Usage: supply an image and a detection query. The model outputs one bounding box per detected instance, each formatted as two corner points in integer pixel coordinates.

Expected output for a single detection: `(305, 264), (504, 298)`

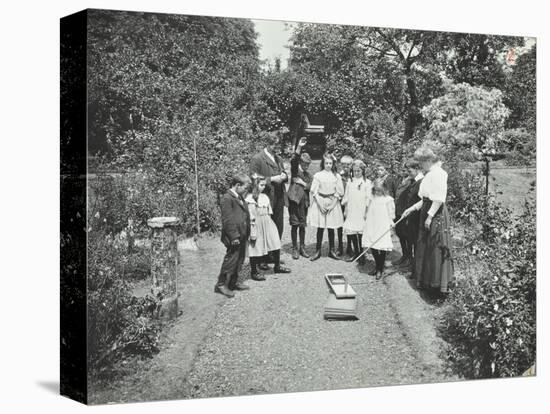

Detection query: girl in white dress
(307, 153), (344, 261)
(362, 185), (395, 279)
(342, 159), (372, 263)
(246, 175), (291, 280)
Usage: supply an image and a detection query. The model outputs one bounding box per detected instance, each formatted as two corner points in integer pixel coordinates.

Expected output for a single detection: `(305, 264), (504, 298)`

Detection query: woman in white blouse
(402, 147), (453, 294)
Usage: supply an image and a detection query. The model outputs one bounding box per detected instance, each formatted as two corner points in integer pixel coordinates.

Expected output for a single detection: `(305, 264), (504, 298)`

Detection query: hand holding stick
(352, 215), (407, 263)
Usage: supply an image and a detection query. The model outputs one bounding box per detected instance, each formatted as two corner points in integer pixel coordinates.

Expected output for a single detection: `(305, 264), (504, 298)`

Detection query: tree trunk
(403, 68), (419, 143)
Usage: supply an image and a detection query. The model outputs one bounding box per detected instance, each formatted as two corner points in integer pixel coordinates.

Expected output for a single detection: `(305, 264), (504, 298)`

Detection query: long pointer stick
(351, 214), (407, 263)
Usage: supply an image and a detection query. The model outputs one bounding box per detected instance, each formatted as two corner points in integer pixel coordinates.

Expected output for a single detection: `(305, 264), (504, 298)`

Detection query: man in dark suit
(250, 132), (288, 238)
(215, 173), (252, 298)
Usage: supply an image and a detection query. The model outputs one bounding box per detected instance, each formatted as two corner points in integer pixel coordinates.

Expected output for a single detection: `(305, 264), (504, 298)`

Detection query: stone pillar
(147, 217), (181, 320)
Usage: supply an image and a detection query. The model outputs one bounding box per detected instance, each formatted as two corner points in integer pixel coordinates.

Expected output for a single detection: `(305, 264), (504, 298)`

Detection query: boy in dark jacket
(392, 160), (424, 270)
(287, 137), (312, 259)
(215, 173), (251, 298)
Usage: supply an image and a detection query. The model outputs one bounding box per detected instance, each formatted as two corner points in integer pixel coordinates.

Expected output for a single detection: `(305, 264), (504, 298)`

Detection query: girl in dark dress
(402, 147), (453, 293)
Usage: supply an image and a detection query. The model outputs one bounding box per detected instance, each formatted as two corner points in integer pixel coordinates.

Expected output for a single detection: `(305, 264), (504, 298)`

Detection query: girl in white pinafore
(307, 153), (344, 261)
(342, 159), (372, 262)
(362, 185), (395, 279)
(245, 174), (290, 279)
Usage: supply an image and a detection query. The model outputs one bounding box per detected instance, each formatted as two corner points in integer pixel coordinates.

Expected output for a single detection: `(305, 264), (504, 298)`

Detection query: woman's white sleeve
(428, 201), (442, 217)
(429, 170), (447, 203)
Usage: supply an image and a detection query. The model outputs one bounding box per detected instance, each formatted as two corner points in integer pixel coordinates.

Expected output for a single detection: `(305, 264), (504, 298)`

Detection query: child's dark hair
(372, 185), (387, 197)
(231, 173), (250, 187)
(320, 152), (338, 174)
(250, 173), (266, 202)
(404, 159), (421, 170)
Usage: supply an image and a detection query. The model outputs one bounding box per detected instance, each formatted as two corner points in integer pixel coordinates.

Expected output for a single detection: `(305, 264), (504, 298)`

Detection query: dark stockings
(272, 249), (281, 268)
(316, 228), (335, 251)
(351, 234), (361, 256)
(252, 251), (281, 271)
(371, 249), (387, 271)
(291, 225), (307, 248)
(346, 235), (353, 253)
(250, 256), (258, 274)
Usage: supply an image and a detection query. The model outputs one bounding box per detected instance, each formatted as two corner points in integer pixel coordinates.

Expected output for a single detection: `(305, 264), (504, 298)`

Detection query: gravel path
(90, 214), (452, 404)
(180, 224), (451, 399)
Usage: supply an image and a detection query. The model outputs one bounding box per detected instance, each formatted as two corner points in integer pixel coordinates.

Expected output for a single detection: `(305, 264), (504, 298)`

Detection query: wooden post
(484, 157), (490, 196)
(193, 131), (201, 237)
(148, 217), (181, 320)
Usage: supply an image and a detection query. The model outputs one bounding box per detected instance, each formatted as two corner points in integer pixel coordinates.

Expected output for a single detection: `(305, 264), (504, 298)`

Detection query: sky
(253, 20), (535, 71)
(253, 19), (294, 69)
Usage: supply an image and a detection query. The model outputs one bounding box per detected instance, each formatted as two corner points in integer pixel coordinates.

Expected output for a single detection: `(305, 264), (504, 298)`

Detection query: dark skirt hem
(414, 200), (454, 294)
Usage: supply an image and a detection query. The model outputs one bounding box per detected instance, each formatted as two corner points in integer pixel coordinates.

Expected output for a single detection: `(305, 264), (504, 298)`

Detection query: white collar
(429, 161), (443, 172)
(264, 148), (275, 161)
(229, 188), (239, 198)
(415, 172), (424, 181)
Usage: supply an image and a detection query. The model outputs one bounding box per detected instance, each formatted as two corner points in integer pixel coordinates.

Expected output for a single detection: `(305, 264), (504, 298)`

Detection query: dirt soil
(90, 214), (454, 405)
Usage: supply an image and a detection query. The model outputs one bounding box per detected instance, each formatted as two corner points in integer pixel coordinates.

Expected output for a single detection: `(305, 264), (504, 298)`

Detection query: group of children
(216, 138), (425, 297)
(303, 149), (405, 280)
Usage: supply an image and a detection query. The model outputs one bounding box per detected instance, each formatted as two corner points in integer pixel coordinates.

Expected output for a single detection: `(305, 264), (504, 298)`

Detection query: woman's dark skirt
(289, 198), (308, 227)
(414, 199), (454, 293)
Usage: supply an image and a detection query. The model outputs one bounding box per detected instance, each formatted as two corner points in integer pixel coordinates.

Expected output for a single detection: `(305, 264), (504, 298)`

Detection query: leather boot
(328, 250), (341, 260)
(214, 285), (235, 298)
(251, 272), (266, 281)
(292, 247), (299, 260)
(233, 282), (250, 290)
(274, 265), (291, 274)
(299, 245), (310, 258)
(392, 255), (408, 266)
(310, 250), (322, 261)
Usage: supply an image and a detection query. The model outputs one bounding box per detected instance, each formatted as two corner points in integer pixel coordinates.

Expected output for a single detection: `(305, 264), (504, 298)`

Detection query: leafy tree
(87, 10), (277, 234)
(286, 24), (523, 143)
(442, 33), (524, 89)
(422, 81), (510, 158)
(505, 45), (536, 132)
